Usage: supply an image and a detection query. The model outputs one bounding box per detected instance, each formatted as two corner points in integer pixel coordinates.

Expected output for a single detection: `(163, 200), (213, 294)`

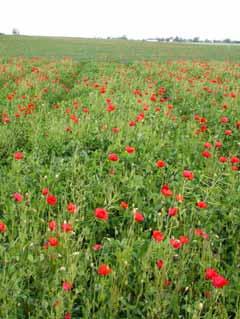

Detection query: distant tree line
(107, 35), (128, 40)
(144, 36), (240, 44)
(0, 31), (239, 44)
(105, 35), (240, 44)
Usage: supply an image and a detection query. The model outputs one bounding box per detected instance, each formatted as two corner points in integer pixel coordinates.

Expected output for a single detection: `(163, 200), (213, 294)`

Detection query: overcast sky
(0, 0), (239, 40)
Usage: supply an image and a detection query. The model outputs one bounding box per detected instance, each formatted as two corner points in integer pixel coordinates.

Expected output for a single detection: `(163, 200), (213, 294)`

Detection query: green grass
(1, 35), (240, 61)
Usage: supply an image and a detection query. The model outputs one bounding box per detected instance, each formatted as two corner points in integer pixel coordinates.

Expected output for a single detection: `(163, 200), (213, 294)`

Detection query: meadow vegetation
(0, 41), (240, 318)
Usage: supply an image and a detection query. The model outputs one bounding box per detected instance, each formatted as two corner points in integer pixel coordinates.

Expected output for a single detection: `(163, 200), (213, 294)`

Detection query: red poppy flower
(125, 146), (135, 154)
(224, 130), (232, 136)
(156, 259), (164, 269)
(0, 221), (7, 233)
(196, 201), (208, 209)
(194, 228), (209, 239)
(120, 201), (128, 209)
(48, 237), (59, 247)
(46, 194), (57, 206)
(156, 160), (166, 168)
(13, 192), (23, 202)
(67, 203), (77, 214)
(215, 141), (222, 148)
(65, 108), (71, 114)
(136, 113), (144, 122)
(179, 235), (189, 244)
(99, 87), (106, 94)
(108, 153), (119, 162)
(211, 275), (229, 288)
(61, 223), (73, 233)
(134, 211), (144, 222)
(202, 151), (212, 158)
(48, 220), (57, 231)
(42, 188), (49, 196)
(230, 156), (239, 164)
(106, 104), (116, 112)
(97, 264), (112, 276)
(220, 116), (229, 124)
(70, 114), (79, 124)
(2, 114), (10, 124)
(14, 152), (24, 160)
(7, 93), (15, 101)
(62, 281), (73, 291)
(200, 125), (208, 132)
(133, 89), (142, 96)
(161, 185), (172, 197)
(204, 268), (218, 280)
(92, 243), (103, 251)
(95, 208), (109, 220)
(194, 114), (200, 121)
(183, 170), (194, 180)
(64, 312), (71, 319)
(112, 127), (120, 133)
(200, 117), (207, 123)
(129, 121), (136, 127)
(204, 142), (212, 149)
(168, 207), (179, 217)
(152, 230), (164, 242)
(170, 239), (182, 249)
(150, 94), (157, 102)
(219, 156), (228, 163)
(176, 194), (184, 202)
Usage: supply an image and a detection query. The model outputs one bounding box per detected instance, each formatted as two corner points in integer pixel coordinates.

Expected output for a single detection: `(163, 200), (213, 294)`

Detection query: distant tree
(193, 37), (200, 43)
(120, 35), (128, 40)
(12, 28), (20, 35)
(223, 38), (231, 43)
(157, 38), (168, 42)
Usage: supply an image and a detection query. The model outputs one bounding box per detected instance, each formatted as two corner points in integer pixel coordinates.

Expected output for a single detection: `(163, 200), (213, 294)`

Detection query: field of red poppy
(0, 56), (240, 319)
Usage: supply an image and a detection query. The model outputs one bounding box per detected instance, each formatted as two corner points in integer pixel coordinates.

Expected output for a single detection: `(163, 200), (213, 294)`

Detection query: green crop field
(1, 35), (240, 61)
(0, 36), (240, 319)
